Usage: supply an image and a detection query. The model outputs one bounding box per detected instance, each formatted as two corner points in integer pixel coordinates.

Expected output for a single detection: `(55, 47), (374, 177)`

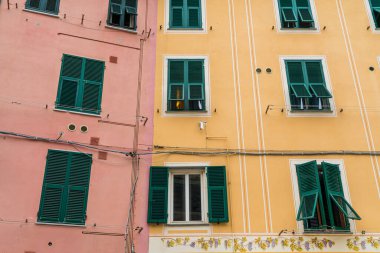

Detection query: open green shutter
(298, 8), (313, 22)
(207, 166), (229, 223)
(296, 161), (322, 221)
(148, 167), (169, 223)
(310, 84), (332, 98)
(38, 150), (69, 223)
(290, 84), (312, 98)
(322, 162), (361, 220)
(64, 153), (92, 225)
(282, 8), (297, 22)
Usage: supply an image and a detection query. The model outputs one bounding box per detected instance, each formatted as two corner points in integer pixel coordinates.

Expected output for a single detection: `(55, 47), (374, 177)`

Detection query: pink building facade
(0, 0), (157, 252)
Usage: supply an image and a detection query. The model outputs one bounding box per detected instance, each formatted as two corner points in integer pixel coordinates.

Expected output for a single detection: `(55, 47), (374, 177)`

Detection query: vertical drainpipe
(125, 0), (150, 252)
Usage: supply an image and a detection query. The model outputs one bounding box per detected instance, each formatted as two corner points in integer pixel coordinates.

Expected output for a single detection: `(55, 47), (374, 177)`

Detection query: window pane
(279, 0), (293, 7)
(371, 0), (380, 7)
(29, 0), (40, 8)
(189, 175), (202, 221)
(45, 0), (57, 12)
(295, 0), (309, 7)
(173, 175), (186, 221)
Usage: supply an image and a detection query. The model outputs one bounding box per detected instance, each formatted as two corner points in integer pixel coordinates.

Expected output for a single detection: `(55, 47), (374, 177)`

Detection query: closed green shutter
(147, 167), (169, 223)
(207, 166), (229, 223)
(295, 161), (324, 221)
(322, 162), (361, 221)
(38, 150), (68, 223)
(38, 150), (92, 225)
(170, 0), (202, 28)
(56, 55), (104, 115)
(64, 153), (92, 224)
(187, 0), (201, 27)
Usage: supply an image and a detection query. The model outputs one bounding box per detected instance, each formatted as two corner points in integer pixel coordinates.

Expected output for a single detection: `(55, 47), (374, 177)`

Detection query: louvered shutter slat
(296, 161), (323, 221)
(207, 166), (229, 223)
(38, 150), (68, 223)
(322, 162), (361, 220)
(147, 167), (169, 223)
(82, 84), (101, 113)
(64, 153), (92, 225)
(58, 79), (78, 109)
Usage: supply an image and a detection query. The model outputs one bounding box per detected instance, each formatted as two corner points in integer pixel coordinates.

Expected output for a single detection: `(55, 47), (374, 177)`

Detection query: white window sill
(287, 110), (337, 118)
(163, 110), (211, 117)
(105, 25), (138, 34)
(23, 9), (59, 18)
(166, 222), (209, 226)
(36, 222), (86, 228)
(164, 27), (207, 34)
(278, 27), (320, 34)
(53, 109), (102, 118)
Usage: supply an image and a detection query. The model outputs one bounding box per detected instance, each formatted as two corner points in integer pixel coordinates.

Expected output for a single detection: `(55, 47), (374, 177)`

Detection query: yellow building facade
(149, 0), (380, 252)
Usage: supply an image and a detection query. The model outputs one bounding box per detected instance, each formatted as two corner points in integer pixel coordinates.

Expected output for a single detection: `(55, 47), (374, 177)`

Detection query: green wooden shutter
(147, 167), (169, 223)
(207, 166), (229, 223)
(187, 0), (201, 27)
(45, 0), (58, 13)
(322, 162), (361, 221)
(370, 0), (380, 28)
(170, 0), (184, 27)
(295, 161), (323, 221)
(305, 61), (332, 98)
(56, 55), (82, 110)
(64, 153), (92, 225)
(188, 60), (204, 99)
(38, 150), (92, 225)
(168, 60), (185, 111)
(28, 0), (41, 8)
(38, 150), (69, 223)
(82, 59), (104, 114)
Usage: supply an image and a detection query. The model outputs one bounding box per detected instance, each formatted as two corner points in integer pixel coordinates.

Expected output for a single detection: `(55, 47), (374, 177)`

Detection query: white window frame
(164, 0), (207, 34)
(273, 0), (320, 33)
(289, 159), (356, 233)
(364, 0), (380, 33)
(165, 162), (209, 225)
(162, 55), (211, 117)
(279, 56), (336, 117)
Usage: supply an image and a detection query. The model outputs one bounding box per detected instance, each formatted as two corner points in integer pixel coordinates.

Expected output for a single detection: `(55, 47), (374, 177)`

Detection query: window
(295, 161), (361, 232)
(369, 0), (380, 28)
(56, 54), (105, 115)
(107, 0), (137, 30)
(25, 0), (60, 14)
(167, 59), (205, 112)
(278, 0), (314, 29)
(38, 150), (92, 225)
(147, 166), (229, 224)
(284, 60), (332, 111)
(169, 0), (202, 29)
